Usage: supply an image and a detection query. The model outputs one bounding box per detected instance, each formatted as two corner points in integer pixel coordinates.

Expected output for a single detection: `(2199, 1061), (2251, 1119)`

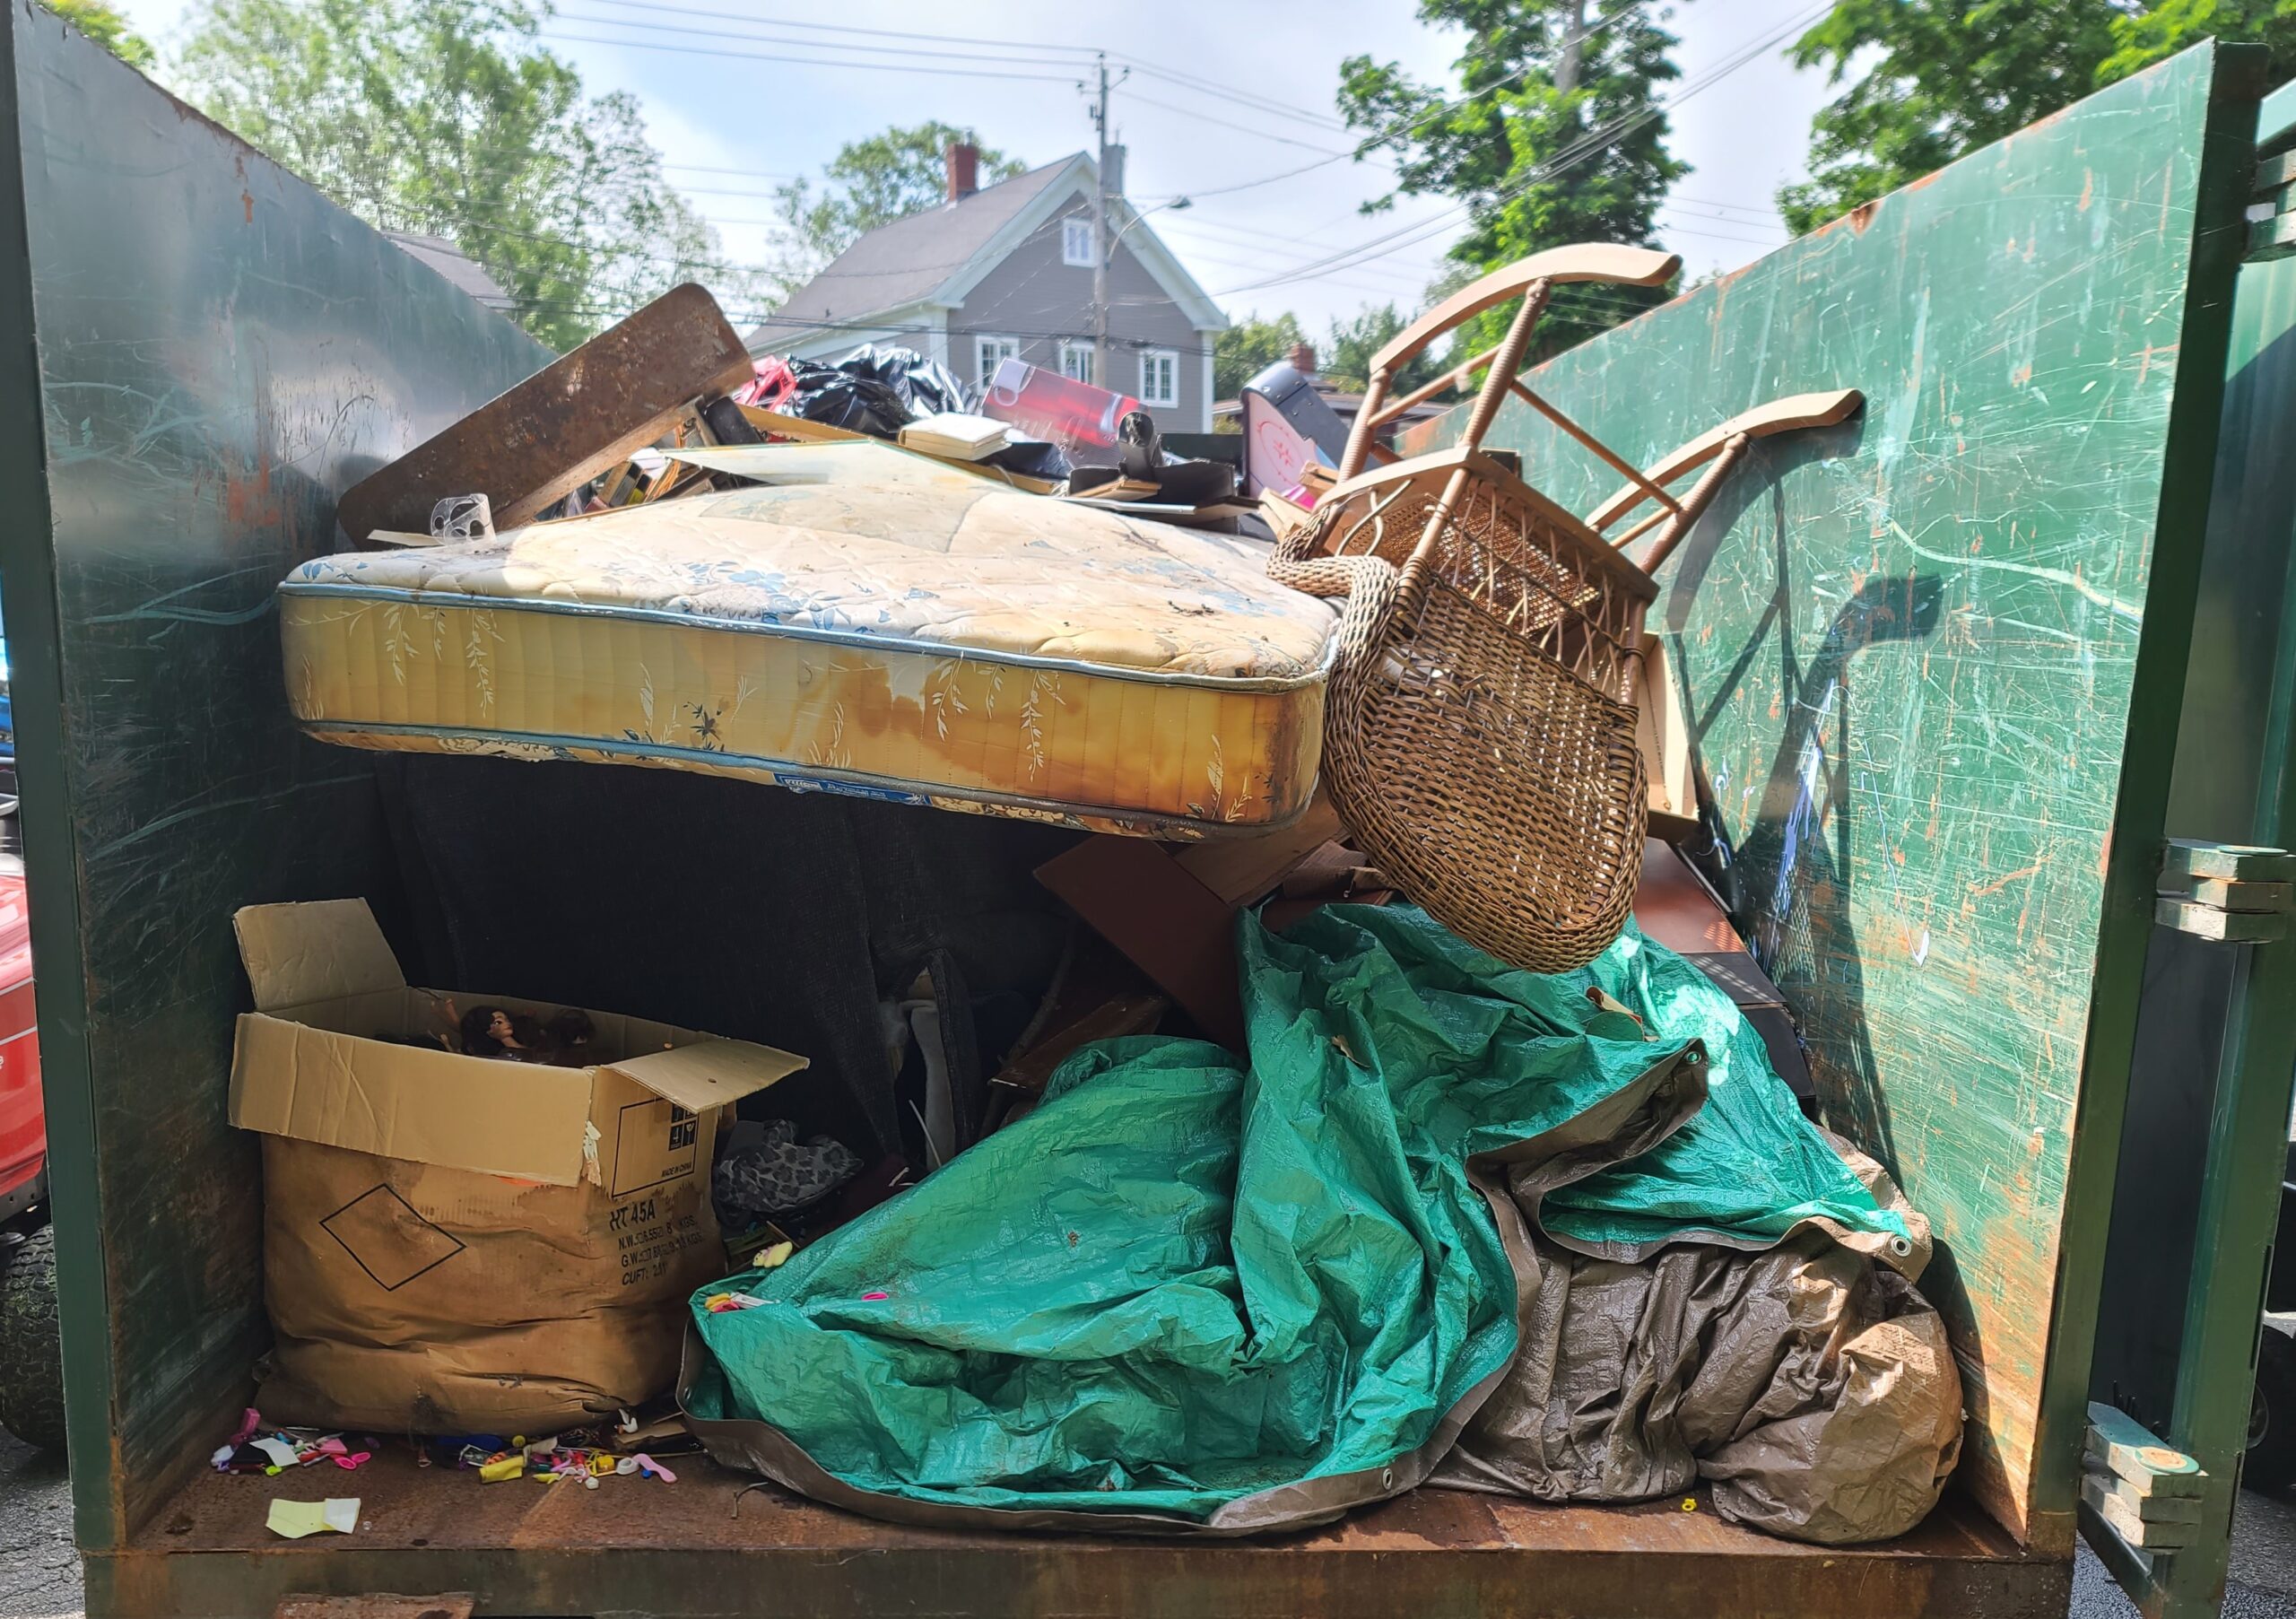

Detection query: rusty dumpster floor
(93, 1449), (2072, 1619)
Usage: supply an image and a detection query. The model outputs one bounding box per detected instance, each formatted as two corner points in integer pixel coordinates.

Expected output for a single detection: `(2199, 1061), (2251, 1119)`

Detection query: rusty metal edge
(89, 1541), (2074, 1619)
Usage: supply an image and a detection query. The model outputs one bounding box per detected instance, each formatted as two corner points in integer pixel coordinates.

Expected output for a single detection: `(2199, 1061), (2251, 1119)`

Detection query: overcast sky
(112, 0), (1843, 335)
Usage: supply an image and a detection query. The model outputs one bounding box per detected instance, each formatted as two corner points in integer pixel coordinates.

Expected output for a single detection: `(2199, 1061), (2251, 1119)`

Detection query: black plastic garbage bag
(785, 344), (970, 437)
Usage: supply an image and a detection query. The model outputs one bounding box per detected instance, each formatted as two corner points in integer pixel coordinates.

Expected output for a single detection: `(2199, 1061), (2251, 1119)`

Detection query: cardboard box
(229, 900), (805, 1434)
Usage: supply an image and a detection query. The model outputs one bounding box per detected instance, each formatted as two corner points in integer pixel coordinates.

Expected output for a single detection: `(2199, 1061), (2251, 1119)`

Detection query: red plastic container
(982, 357), (1139, 451)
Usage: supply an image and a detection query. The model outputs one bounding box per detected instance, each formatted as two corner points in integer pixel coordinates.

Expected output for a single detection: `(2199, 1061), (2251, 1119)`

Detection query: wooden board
(1036, 837), (1246, 1049)
(1399, 44), (2260, 1551)
(335, 283), (752, 544)
(95, 1450), (2064, 1619)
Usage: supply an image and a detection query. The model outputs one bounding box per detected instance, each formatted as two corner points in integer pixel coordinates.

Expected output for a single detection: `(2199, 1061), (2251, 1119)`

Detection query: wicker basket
(1277, 461), (1655, 971)
(1271, 244), (1863, 973)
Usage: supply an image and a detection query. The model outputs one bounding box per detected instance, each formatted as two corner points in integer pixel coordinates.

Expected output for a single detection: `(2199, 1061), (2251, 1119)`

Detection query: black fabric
(376, 755), (1079, 1163)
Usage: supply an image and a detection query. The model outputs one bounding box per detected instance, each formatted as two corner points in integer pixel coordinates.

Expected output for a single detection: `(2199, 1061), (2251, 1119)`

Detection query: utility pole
(1090, 51), (1112, 387)
(1556, 0), (1587, 95)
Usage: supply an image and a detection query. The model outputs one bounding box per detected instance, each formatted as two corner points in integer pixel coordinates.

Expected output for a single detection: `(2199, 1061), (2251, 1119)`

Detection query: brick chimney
(945, 141), (980, 203)
(1289, 341), (1316, 376)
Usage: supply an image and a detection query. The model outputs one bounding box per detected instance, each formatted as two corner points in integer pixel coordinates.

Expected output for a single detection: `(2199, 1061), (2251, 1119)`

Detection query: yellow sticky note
(266, 1498), (359, 1538)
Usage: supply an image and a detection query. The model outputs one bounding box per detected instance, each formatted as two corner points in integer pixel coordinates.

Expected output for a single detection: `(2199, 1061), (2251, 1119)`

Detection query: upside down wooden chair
(1269, 243), (1863, 973)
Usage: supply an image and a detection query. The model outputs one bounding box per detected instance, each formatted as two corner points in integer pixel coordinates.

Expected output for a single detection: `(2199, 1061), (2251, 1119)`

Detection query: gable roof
(744, 152), (1225, 355)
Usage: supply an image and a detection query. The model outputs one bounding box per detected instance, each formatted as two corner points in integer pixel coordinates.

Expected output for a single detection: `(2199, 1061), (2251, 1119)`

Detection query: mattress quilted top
(291, 479), (1339, 686)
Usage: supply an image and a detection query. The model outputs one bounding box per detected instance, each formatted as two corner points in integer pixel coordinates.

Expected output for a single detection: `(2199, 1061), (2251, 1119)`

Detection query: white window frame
(1058, 341), (1096, 386)
(975, 335), (1019, 382)
(1061, 216), (1096, 268)
(1138, 348), (1178, 409)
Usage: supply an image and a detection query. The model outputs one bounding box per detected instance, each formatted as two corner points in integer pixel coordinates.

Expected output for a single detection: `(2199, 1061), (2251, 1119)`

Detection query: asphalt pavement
(0, 1431), (77, 1619)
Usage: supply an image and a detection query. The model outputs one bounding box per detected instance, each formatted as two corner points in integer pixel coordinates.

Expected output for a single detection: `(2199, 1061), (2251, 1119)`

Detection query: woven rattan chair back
(1271, 244), (1861, 972)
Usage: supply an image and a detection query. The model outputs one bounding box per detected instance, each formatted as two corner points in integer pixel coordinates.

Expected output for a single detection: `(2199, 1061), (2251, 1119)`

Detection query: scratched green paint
(1405, 46), (2247, 1544)
(0, 1), (551, 1551)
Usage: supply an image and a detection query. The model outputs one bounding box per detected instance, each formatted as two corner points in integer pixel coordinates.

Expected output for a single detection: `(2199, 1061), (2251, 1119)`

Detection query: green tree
(1779, 2), (2126, 234)
(2101, 0), (2296, 82)
(1337, 0), (1685, 355)
(176, 0), (758, 350)
(1321, 301), (1446, 396)
(769, 123), (1023, 294)
(1213, 309), (1307, 402)
(44, 0), (154, 67)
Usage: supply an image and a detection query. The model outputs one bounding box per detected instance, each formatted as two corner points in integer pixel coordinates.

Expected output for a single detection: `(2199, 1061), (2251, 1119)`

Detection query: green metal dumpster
(5, 0), (2292, 1610)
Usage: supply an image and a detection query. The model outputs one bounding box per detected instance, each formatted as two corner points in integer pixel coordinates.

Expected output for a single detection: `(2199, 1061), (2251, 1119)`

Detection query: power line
(675, 181), (805, 201)
(662, 161), (804, 180)
(1161, 207), (1450, 260)
(538, 28), (1085, 83)
(1129, 4), (1653, 210)
(1119, 61), (1350, 134)
(1671, 191), (1786, 220)
(551, 6), (1364, 166)
(1147, 154), (1347, 204)
(562, 0), (1352, 132)
(1161, 231), (1428, 289)
(552, 6), (1092, 74)
(545, 0), (1099, 57)
(1117, 91), (1357, 158)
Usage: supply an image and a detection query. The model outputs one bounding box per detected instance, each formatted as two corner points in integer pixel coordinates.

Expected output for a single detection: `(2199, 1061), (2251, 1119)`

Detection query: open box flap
(234, 899), (405, 1011)
(604, 1039), (808, 1115)
(230, 1012), (595, 1184)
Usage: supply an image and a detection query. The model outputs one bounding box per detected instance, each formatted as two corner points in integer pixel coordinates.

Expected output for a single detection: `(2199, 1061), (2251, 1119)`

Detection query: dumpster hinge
(2155, 840), (2294, 941)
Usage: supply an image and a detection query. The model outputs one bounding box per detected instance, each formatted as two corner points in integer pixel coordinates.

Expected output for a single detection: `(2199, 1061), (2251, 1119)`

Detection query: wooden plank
(335, 283), (752, 544)
(2161, 840), (2296, 884)
(2249, 212), (2296, 263)
(2155, 897), (2286, 941)
(2085, 1401), (2206, 1495)
(1636, 638), (1694, 834)
(2080, 1470), (2204, 1524)
(2082, 1473), (2201, 1549)
(102, 1452), (2067, 1619)
(2170, 875), (2292, 911)
(1394, 47), (2252, 1552)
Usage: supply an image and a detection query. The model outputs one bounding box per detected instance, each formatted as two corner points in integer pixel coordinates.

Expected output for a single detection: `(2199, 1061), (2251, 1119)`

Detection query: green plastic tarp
(684, 904), (1910, 1532)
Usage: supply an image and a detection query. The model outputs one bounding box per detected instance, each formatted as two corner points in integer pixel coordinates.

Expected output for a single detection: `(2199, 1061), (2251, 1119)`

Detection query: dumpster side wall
(2091, 75), (2296, 1428)
(0, 1), (550, 1548)
(1399, 44), (2258, 1550)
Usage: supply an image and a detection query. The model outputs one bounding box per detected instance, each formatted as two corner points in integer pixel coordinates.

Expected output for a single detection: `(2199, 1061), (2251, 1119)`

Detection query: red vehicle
(0, 851), (60, 1450)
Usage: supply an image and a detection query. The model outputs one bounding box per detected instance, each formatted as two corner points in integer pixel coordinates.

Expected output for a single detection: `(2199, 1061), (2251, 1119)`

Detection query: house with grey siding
(743, 146), (1228, 432)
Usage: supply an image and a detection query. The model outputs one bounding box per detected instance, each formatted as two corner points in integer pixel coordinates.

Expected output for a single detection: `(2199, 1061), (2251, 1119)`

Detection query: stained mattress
(281, 475), (1338, 836)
